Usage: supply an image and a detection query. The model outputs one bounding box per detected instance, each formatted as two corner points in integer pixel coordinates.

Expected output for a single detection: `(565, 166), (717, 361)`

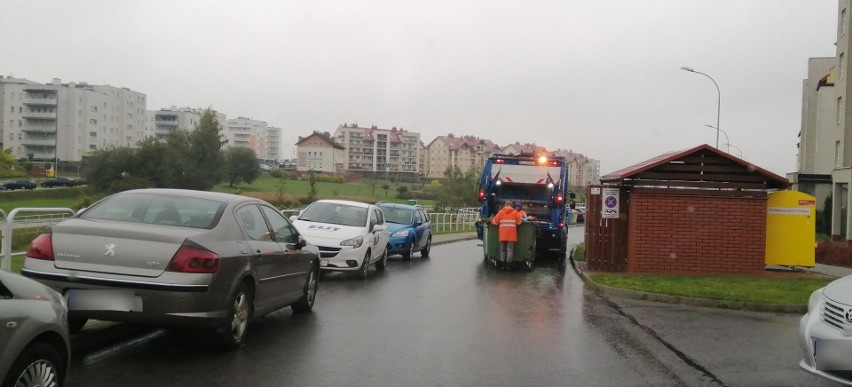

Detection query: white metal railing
(429, 207), (480, 233)
(1, 207), (75, 271)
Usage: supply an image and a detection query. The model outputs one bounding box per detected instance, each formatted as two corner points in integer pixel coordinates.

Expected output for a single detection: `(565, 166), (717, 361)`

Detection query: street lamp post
(704, 124), (730, 153)
(726, 143), (745, 159)
(681, 66), (721, 149)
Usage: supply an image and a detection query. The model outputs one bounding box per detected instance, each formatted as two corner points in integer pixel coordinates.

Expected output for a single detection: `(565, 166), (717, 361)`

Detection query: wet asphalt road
(64, 228), (834, 387)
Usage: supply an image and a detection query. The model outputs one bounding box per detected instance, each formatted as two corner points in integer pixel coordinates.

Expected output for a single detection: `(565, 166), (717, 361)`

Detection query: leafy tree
(435, 166), (480, 212)
(133, 136), (186, 188)
(396, 185), (409, 197)
(225, 147), (260, 187)
(307, 171), (318, 201)
(367, 174), (379, 195)
(182, 109), (226, 190)
(83, 147), (140, 192)
(381, 183), (390, 197)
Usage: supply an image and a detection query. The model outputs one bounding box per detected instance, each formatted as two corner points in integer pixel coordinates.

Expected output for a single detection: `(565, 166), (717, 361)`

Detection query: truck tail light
(556, 193), (564, 205)
(167, 246), (220, 273)
(27, 233), (55, 261)
(479, 189), (485, 200)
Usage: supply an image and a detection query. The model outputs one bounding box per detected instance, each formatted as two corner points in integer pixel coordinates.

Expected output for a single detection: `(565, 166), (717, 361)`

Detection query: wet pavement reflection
(66, 229), (713, 386)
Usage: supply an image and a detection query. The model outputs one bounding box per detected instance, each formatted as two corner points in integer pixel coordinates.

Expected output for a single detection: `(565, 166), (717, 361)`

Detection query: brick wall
(627, 192), (767, 274)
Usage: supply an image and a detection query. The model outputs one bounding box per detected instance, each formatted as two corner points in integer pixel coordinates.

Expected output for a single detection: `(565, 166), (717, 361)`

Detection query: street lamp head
(704, 124), (716, 129)
(680, 66), (695, 72)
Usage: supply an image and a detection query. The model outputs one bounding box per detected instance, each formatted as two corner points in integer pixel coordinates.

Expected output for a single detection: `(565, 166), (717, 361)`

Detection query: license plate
(320, 259), (329, 267)
(814, 339), (852, 370)
(66, 289), (142, 312)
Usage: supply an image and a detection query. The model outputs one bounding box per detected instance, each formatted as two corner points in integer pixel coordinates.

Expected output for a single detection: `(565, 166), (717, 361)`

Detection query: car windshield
(382, 208), (414, 224)
(299, 202), (367, 227)
(82, 192), (225, 229)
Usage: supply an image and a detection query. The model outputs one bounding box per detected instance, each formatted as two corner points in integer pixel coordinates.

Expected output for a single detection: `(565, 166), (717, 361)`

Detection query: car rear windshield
(382, 208), (414, 224)
(82, 192), (226, 229)
(299, 202), (367, 227)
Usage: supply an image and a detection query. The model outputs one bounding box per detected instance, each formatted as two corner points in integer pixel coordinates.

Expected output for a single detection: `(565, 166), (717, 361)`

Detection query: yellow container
(765, 191), (816, 267)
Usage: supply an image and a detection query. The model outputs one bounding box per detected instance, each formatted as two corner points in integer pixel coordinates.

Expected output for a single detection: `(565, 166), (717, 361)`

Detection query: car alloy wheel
(293, 267), (318, 313)
(421, 237), (431, 258)
(358, 251), (370, 279)
(3, 342), (63, 387)
(217, 283), (252, 349)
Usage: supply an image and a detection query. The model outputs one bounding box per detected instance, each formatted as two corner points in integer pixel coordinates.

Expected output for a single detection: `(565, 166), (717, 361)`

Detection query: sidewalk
(811, 263), (852, 278)
(431, 231), (478, 246)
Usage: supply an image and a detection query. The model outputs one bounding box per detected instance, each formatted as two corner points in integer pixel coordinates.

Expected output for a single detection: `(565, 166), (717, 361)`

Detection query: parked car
(21, 188), (320, 349)
(0, 180), (37, 190)
(0, 270), (70, 387)
(376, 202), (432, 260)
(290, 199), (389, 278)
(40, 177), (79, 188)
(799, 276), (852, 384)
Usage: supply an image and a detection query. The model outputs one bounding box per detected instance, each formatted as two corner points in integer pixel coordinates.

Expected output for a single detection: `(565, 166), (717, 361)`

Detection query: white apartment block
(295, 131), (345, 173)
(0, 76), (146, 162)
(266, 126), (282, 164)
(552, 149), (601, 189)
(334, 124), (421, 175)
(799, 0), (852, 242)
(144, 107), (227, 144)
(225, 117), (269, 161)
(425, 135), (500, 178)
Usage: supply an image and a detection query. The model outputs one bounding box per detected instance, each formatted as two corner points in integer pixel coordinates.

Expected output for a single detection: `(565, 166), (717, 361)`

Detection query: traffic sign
(602, 188), (620, 219)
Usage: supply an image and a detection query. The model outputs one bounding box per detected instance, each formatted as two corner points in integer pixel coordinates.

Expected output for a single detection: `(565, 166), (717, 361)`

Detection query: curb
(570, 259), (807, 314)
(432, 235), (479, 246)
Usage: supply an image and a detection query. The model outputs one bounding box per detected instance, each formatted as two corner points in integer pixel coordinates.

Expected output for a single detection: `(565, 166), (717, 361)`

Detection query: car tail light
(166, 246), (220, 273)
(558, 223), (565, 229)
(479, 189), (485, 200)
(556, 193), (564, 205)
(27, 233), (54, 261)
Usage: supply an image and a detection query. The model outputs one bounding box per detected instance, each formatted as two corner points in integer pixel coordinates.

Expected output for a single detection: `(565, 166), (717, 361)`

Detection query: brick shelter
(585, 145), (789, 274)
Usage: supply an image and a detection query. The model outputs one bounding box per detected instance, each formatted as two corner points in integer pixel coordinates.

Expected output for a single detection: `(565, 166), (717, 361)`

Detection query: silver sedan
(799, 276), (852, 384)
(22, 188), (320, 349)
(0, 270), (70, 387)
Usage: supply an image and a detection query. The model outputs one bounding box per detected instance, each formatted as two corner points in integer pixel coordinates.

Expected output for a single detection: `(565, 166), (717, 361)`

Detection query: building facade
(295, 131), (345, 173)
(225, 117), (269, 161)
(266, 126), (282, 164)
(424, 134), (500, 178)
(0, 77), (146, 163)
(334, 124), (421, 175)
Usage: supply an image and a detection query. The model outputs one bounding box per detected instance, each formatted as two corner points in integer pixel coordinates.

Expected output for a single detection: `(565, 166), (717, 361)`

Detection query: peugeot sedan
(799, 276), (852, 384)
(22, 188), (320, 349)
(376, 202), (431, 260)
(0, 270), (70, 387)
(291, 200), (389, 278)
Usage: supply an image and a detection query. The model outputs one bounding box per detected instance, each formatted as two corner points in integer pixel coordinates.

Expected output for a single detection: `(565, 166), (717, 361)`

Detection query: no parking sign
(602, 188), (620, 219)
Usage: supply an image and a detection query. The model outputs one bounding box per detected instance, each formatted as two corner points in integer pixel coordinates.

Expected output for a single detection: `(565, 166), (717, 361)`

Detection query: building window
(843, 9), (848, 37)
(838, 97), (844, 124)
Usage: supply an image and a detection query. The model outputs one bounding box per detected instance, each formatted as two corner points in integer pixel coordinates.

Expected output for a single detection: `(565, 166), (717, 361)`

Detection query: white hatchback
(291, 200), (389, 278)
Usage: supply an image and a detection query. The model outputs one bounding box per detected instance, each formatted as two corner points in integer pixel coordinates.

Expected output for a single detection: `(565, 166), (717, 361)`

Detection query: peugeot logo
(846, 309), (852, 323)
(105, 243), (116, 256)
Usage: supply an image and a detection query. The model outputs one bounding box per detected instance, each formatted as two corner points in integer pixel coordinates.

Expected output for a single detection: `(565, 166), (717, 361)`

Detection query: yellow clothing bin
(765, 191), (816, 267)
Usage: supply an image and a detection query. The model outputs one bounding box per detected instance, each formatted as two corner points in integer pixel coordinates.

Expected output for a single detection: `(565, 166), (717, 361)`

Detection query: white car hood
(293, 220), (367, 246)
(824, 276), (852, 305)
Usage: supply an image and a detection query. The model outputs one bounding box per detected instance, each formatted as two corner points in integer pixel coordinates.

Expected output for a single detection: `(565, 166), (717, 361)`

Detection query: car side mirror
(289, 215), (298, 222)
(415, 220), (422, 226)
(296, 235), (307, 249)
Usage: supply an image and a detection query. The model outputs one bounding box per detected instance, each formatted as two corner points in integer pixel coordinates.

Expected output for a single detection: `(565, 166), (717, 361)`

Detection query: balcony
(21, 125), (56, 134)
(155, 120), (179, 127)
(22, 97), (57, 106)
(22, 111), (56, 120)
(21, 138), (56, 146)
(26, 152), (56, 160)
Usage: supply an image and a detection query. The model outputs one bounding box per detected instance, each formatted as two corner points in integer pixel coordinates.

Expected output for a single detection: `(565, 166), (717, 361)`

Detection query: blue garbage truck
(477, 153), (571, 260)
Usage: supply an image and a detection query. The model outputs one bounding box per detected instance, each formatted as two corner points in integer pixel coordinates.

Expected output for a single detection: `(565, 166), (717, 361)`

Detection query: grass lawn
(214, 175), (434, 207)
(589, 273), (833, 305)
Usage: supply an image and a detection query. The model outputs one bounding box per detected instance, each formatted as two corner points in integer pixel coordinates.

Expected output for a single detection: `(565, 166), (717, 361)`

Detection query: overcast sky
(1, 1), (838, 176)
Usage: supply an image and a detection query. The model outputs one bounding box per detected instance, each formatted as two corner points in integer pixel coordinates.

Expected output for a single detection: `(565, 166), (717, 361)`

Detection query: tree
(225, 147), (260, 187)
(381, 183), (390, 197)
(396, 185), (409, 197)
(307, 171), (318, 201)
(182, 109), (226, 190)
(434, 166), (480, 212)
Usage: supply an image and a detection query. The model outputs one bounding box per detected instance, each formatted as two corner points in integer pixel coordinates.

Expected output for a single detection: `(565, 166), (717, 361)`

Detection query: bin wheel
(525, 261), (534, 271)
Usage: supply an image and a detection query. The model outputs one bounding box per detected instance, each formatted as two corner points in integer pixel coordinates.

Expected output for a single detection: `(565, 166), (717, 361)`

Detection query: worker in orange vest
(491, 200), (523, 270)
(514, 201), (527, 221)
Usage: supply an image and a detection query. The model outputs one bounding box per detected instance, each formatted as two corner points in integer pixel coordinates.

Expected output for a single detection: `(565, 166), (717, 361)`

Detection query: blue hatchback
(376, 202), (432, 260)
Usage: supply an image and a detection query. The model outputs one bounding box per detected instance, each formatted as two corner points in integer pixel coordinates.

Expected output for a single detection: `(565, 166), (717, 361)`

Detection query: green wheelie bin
(482, 221), (538, 270)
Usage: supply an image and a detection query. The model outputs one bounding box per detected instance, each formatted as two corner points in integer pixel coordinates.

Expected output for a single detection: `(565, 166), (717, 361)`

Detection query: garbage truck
(477, 153), (570, 268)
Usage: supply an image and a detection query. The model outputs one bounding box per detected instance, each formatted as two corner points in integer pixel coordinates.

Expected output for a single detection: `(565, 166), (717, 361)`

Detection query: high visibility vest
(491, 209), (521, 242)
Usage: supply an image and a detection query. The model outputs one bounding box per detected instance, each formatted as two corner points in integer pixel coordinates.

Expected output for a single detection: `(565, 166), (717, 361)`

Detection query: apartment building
(266, 126), (282, 164)
(424, 134), (500, 178)
(552, 149), (601, 189)
(334, 124), (421, 175)
(501, 142), (547, 156)
(225, 117), (269, 161)
(0, 76), (146, 162)
(295, 131), (345, 173)
(798, 0), (852, 242)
